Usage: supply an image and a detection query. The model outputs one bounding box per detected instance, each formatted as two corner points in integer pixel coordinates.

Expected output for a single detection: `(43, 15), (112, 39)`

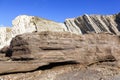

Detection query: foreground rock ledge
(0, 31), (120, 80)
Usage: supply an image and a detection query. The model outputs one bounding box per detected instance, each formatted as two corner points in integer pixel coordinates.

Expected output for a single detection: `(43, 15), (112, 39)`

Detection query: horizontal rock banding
(0, 13), (120, 49)
(0, 31), (119, 74)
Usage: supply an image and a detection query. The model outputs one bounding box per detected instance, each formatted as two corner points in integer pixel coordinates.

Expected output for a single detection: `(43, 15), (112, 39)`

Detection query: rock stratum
(0, 13), (120, 80)
(0, 13), (120, 48)
(0, 31), (120, 80)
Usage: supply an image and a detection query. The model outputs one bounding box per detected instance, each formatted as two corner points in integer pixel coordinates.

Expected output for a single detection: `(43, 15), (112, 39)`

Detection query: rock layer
(65, 13), (120, 34)
(0, 31), (120, 80)
(0, 32), (120, 73)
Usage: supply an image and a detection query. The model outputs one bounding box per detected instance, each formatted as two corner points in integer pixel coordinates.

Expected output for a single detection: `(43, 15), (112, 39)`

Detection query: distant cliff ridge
(65, 13), (120, 34)
(0, 13), (120, 48)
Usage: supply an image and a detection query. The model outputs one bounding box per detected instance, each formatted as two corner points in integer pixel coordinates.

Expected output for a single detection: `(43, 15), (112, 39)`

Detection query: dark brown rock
(0, 46), (9, 54)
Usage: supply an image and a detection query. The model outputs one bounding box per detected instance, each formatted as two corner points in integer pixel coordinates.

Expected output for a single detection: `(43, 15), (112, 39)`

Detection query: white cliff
(12, 15), (67, 36)
(0, 27), (12, 48)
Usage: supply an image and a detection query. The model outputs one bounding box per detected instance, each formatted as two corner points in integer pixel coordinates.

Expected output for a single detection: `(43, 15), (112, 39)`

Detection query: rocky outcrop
(12, 15), (67, 36)
(9, 31), (120, 65)
(0, 31), (120, 79)
(0, 13), (120, 80)
(11, 13), (120, 36)
(0, 15), (67, 49)
(65, 13), (120, 34)
(0, 27), (12, 49)
(1, 13), (120, 49)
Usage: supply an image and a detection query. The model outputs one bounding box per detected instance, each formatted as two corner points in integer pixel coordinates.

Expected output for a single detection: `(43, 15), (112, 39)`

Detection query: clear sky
(0, 0), (120, 26)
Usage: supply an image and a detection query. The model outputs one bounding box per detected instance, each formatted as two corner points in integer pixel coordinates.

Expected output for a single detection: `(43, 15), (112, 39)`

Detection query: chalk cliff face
(0, 13), (120, 49)
(12, 15), (67, 36)
(0, 27), (12, 48)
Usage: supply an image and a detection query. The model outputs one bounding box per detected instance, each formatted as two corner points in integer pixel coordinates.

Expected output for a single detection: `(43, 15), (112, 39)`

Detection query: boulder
(9, 31), (120, 65)
(0, 32), (119, 73)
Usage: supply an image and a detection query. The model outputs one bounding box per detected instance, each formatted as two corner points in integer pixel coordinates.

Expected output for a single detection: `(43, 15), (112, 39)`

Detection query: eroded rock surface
(0, 13), (120, 79)
(0, 15), (67, 49)
(0, 27), (12, 49)
(12, 15), (67, 36)
(1, 13), (120, 49)
(65, 13), (120, 34)
(9, 31), (120, 65)
(0, 31), (120, 80)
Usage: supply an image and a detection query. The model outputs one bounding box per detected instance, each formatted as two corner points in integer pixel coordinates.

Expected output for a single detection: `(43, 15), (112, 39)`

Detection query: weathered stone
(1, 13), (120, 49)
(65, 13), (120, 35)
(0, 32), (119, 74)
(12, 15), (67, 36)
(0, 15), (67, 49)
(0, 31), (120, 79)
(0, 27), (12, 49)
(0, 13), (120, 79)
(0, 46), (9, 54)
(9, 31), (120, 65)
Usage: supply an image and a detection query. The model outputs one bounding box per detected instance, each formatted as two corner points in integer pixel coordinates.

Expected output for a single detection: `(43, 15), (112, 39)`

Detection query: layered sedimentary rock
(65, 13), (120, 34)
(0, 32), (120, 72)
(0, 13), (120, 80)
(0, 13), (120, 49)
(0, 31), (120, 79)
(12, 13), (120, 36)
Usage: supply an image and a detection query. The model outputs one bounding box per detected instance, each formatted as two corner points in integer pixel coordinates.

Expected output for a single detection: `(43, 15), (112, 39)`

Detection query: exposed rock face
(0, 31), (120, 79)
(12, 13), (120, 36)
(1, 13), (120, 49)
(9, 31), (120, 66)
(0, 27), (12, 49)
(65, 13), (120, 34)
(12, 15), (67, 36)
(0, 15), (67, 49)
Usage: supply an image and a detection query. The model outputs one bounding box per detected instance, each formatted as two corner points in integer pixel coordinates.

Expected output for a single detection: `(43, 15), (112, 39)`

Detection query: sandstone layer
(0, 31), (120, 80)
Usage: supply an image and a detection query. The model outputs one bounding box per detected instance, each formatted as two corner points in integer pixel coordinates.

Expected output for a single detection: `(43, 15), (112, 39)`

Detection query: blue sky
(0, 0), (120, 26)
